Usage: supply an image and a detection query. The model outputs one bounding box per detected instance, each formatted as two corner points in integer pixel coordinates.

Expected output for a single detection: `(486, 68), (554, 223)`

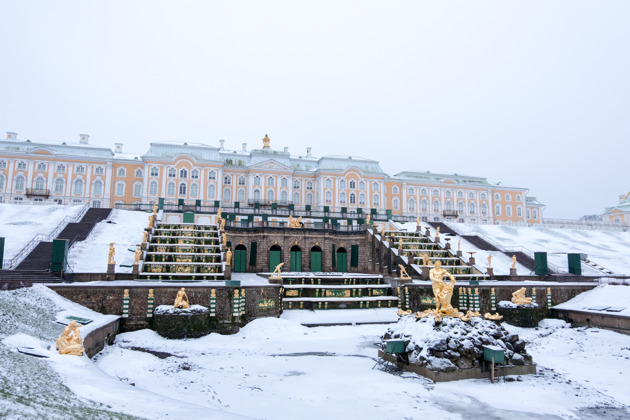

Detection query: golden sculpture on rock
(484, 312), (504, 321)
(217, 207), (222, 219)
(366, 214), (370, 226)
(269, 262), (284, 280)
(288, 215), (303, 228)
(429, 261), (457, 315)
(56, 321), (84, 356)
(398, 238), (403, 251)
(416, 216), (421, 227)
(174, 287), (190, 309)
(108, 243), (116, 265)
(511, 287), (532, 305)
(398, 264), (411, 280)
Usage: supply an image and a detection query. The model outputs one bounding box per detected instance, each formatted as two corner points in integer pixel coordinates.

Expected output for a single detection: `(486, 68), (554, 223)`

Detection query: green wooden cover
(336, 250), (348, 273)
(254, 202), (260, 209)
(235, 248), (247, 272)
(371, 208), (377, 215)
(357, 208), (362, 214)
(158, 197), (164, 210)
(269, 249), (281, 272)
(324, 206), (330, 212)
(310, 249), (322, 272)
(178, 198), (184, 206)
(341, 207), (347, 213)
(271, 203), (277, 209)
(568, 253), (582, 276)
(250, 241), (257, 266)
(234, 201), (240, 208)
(305, 204), (311, 211)
(262, 214), (268, 221)
(0, 237), (4, 269)
(214, 200), (220, 207)
(50, 239), (69, 272)
(288, 204), (294, 210)
(351, 245), (359, 267)
(322, 217), (329, 223)
(358, 218), (365, 225)
(195, 199), (201, 206)
(386, 209), (393, 219)
(290, 250), (302, 272)
(534, 252), (548, 276)
(247, 214), (254, 221)
(183, 212), (195, 223)
(240, 219), (248, 227)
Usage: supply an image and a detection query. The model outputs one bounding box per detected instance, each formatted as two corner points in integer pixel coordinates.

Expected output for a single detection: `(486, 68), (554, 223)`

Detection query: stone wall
(47, 284), (282, 334)
(225, 227), (372, 273)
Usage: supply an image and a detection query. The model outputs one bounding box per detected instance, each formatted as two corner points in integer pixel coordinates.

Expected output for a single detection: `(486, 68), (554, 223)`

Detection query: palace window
(179, 183), (187, 195)
(457, 191), (464, 198)
(293, 180), (300, 189)
(495, 204), (501, 216)
(306, 181), (313, 190)
(408, 188), (415, 195)
(149, 167), (158, 177)
(516, 195), (522, 202)
(253, 189), (261, 200)
(149, 181), (158, 196)
(267, 177), (274, 187)
(179, 168), (188, 179)
(16, 161), (27, 171)
(506, 205), (512, 217)
(208, 184), (216, 199)
(14, 175), (25, 192)
(339, 180), (346, 189)
(36, 162), (47, 172)
(433, 200), (440, 212)
(469, 192), (475, 199)
(0, 174), (4, 192)
(392, 186), (399, 194)
(350, 193), (356, 204)
(506, 193), (512, 201)
(421, 188), (427, 195)
(254, 176), (261, 186)
(281, 178), (288, 187)
(54, 178), (64, 193)
(281, 190), (288, 202)
(393, 197), (399, 210)
(238, 176), (246, 186)
(133, 182), (142, 197)
(494, 193), (500, 201)
(359, 193), (366, 206)
(517, 206), (522, 217)
(349, 180), (356, 189)
(325, 191), (332, 204)
(533, 209), (538, 219)
(445, 201), (453, 211)
(34, 177), (46, 190)
(266, 189), (274, 202)
(480, 192), (487, 199)
(223, 188), (232, 203)
(75, 165), (85, 175)
(340, 192), (346, 204)
(224, 175), (232, 185)
(191, 169), (199, 179)
(372, 181), (380, 190)
(421, 199), (428, 212)
(408, 198), (416, 211)
(433, 189), (439, 196)
(359, 181), (365, 190)
(458, 202), (464, 213)
(168, 168), (176, 178)
(208, 170), (216, 180)
(56, 164), (66, 173)
(469, 203), (476, 215)
(115, 181), (125, 196)
(325, 179), (332, 188)
(481, 203), (488, 215)
(134, 168), (142, 178)
(117, 168), (126, 177)
(445, 190), (451, 197)
(293, 192), (300, 205)
(306, 192), (313, 206)
(0, 160), (6, 169)
(527, 209), (531, 219)
(167, 182), (176, 196)
(237, 188), (244, 202)
(190, 183), (199, 198)
(372, 193), (380, 207)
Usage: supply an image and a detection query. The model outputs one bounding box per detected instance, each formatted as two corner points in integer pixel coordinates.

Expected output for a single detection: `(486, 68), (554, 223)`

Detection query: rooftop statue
(56, 321), (84, 356)
(262, 134), (270, 148)
(511, 287), (532, 305)
(174, 287), (190, 309)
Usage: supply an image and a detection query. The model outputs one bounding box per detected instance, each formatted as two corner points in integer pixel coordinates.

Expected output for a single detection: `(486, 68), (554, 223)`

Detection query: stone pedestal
(469, 257), (476, 266)
(456, 250), (462, 258)
(486, 267), (494, 279)
(421, 266), (430, 280)
(434, 236), (440, 243)
(416, 225), (422, 233)
(107, 263), (115, 274)
(425, 227), (431, 237)
(408, 255), (414, 265)
(132, 264), (139, 275)
(268, 276), (283, 285)
(444, 241), (451, 250)
(497, 305), (543, 328)
(224, 264), (232, 280)
(510, 268), (517, 279)
(153, 305), (211, 339)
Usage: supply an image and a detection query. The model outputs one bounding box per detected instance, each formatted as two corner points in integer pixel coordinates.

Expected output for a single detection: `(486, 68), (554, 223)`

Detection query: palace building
(0, 132), (544, 224)
(602, 191), (630, 224)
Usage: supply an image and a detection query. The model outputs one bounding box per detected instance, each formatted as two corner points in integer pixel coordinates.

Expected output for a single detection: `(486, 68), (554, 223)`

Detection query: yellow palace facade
(0, 132), (545, 224)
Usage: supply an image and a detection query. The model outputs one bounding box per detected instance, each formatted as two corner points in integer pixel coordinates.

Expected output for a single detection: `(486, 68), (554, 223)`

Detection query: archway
(336, 247), (348, 273)
(269, 245), (282, 272)
(310, 246), (322, 272)
(234, 244), (247, 273)
(290, 245), (302, 272)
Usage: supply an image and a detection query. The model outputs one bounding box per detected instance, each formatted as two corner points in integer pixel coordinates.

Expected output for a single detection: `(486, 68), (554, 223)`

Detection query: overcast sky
(1, 1), (628, 219)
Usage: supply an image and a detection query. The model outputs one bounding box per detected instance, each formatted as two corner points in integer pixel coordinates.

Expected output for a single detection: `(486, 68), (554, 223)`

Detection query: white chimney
(115, 143), (123, 153)
(6, 132), (17, 140)
(242, 143), (247, 152)
(283, 147), (288, 153)
(79, 134), (89, 145)
(307, 147), (312, 157)
(220, 139), (225, 151)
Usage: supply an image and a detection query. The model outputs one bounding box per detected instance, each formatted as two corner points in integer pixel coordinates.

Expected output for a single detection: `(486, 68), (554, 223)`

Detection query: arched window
(433, 200), (440, 212)
(469, 192), (475, 199)
(517, 206), (522, 217)
(325, 191), (332, 203)
(506, 205), (512, 217)
(0, 160), (6, 170)
(167, 182), (175, 196)
(421, 199), (428, 212)
(293, 192), (300, 205)
(94, 180), (104, 196)
(359, 181), (365, 190)
(179, 183), (187, 195)
(117, 168), (126, 177)
(349, 180), (356, 189)
(150, 167), (159, 177)
(168, 168), (176, 178)
(516, 195), (522, 202)
(359, 193), (366, 206)
(372, 181), (380, 190)
(480, 192), (487, 200)
(421, 188), (427, 195)
(190, 183), (199, 198)
(373, 193), (380, 207)
(0, 174), (5, 192)
(433, 189), (439, 196)
(115, 181), (125, 196)
(393, 186), (399, 194)
(34, 177), (46, 190)
(254, 176), (261, 186)
(16, 161), (27, 171)
(340, 192), (347, 204)
(56, 164), (66, 173)
(223, 188), (232, 202)
(191, 169), (199, 179)
(445, 190), (451, 197)
(408, 198), (416, 211)
(445, 201), (452, 211)
(306, 192), (313, 205)
(339, 180), (346, 189)
(238, 176), (246, 185)
(135, 169), (143, 178)
(527, 209), (531, 219)
(36, 162), (46, 172)
(506, 193), (512, 201)
(208, 170), (216, 180)
(207, 184), (216, 199)
(267, 177), (274, 186)
(281, 190), (288, 202)
(133, 182), (142, 197)
(148, 181), (158, 195)
(408, 188), (415, 195)
(325, 179), (332, 188)
(481, 203), (488, 215)
(533, 209), (538, 219)
(72, 179), (84, 195)
(253, 189), (261, 200)
(350, 193), (356, 205)
(266, 189), (274, 202)
(224, 175), (232, 185)
(494, 193), (500, 200)
(237, 189), (244, 202)
(495, 204), (501, 216)
(75, 165), (85, 175)
(306, 181), (313, 190)
(54, 178), (64, 194)
(293, 180), (300, 189)
(179, 168), (188, 179)
(469, 203), (476, 215)
(280, 178), (287, 187)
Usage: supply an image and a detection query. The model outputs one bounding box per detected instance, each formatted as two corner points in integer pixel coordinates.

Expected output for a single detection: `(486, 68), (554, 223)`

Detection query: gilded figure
(108, 243), (116, 265)
(56, 321), (84, 356)
(174, 287), (190, 309)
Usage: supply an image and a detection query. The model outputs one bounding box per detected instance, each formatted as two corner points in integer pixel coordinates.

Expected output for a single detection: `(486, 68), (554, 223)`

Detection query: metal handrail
(2, 203), (89, 269)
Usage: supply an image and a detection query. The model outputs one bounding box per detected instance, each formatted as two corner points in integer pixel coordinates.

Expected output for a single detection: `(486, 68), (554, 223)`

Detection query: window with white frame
(433, 189), (439, 196)
(359, 181), (365, 190)
(14, 175), (25, 192)
(93, 180), (104, 196)
(253, 176), (260, 186)
(0, 160), (6, 169)
(533, 209), (538, 219)
(293, 180), (300, 189)
(420, 188), (427, 195)
(224, 175), (232, 185)
(408, 198), (416, 211)
(506, 205), (512, 217)
(266, 189), (273, 202)
(168, 168), (176, 178)
(0, 174), (5, 192)
(325, 191), (332, 203)
(54, 178), (64, 193)
(190, 183), (199, 198)
(480, 192), (487, 199)
(421, 199), (428, 212)
(494, 193), (500, 200)
(393, 197), (399, 210)
(517, 206), (522, 217)
(34, 177), (46, 190)
(133, 182), (142, 197)
(238, 176), (246, 185)
(445, 190), (451, 197)
(516, 194), (522, 202)
(36, 162), (47, 172)
(350, 193), (356, 205)
(306, 192), (313, 205)
(281, 178), (287, 187)
(469, 203), (476, 214)
(408, 187), (415, 195)
(150, 167), (158, 177)
(56, 164), (66, 173)
(179, 168), (188, 179)
(372, 181), (379, 190)
(115, 181), (125, 196)
(325, 179), (332, 188)
(149, 181), (158, 195)
(481, 203), (488, 215)
(208, 170), (216, 180)
(76, 165), (85, 175)
(339, 180), (346, 189)
(433, 200), (440, 212)
(135, 168), (143, 178)
(392, 186), (399, 194)
(179, 183), (187, 195)
(359, 193), (366, 206)
(349, 180), (356, 189)
(306, 181), (313, 190)
(95, 166), (105, 175)
(445, 201), (453, 211)
(207, 184), (216, 199)
(191, 169), (199, 179)
(506, 193), (512, 201)
(117, 168), (126, 177)
(223, 188), (232, 202)
(527, 209), (531, 219)
(17, 161), (27, 171)
(253, 189), (260, 200)
(267, 177), (274, 187)
(293, 192), (300, 205)
(372, 193), (380, 207)
(281, 190), (288, 202)
(340, 192), (346, 204)
(458, 202), (464, 213)
(457, 191), (464, 198)
(495, 204), (501, 216)
(167, 182), (175, 196)
(468, 192), (474, 199)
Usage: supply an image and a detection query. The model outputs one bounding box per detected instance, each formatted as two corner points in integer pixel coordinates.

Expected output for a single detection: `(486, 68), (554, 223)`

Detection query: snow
(67, 209), (151, 273)
(2, 285), (630, 419)
(0, 203), (83, 260)
(553, 285), (630, 317)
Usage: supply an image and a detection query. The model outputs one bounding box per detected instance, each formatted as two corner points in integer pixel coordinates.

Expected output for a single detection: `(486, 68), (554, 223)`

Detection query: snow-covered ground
(2, 285), (630, 419)
(67, 209), (152, 273)
(0, 203), (83, 260)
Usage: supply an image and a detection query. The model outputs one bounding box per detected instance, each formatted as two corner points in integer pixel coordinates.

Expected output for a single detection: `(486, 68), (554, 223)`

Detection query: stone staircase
(0, 269), (62, 290)
(15, 208), (112, 271)
(139, 222), (224, 281)
(281, 273), (398, 310)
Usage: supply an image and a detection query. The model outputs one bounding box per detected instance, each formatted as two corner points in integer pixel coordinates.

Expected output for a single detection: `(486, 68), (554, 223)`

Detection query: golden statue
(56, 321), (84, 356)
(217, 207), (222, 219)
(511, 255), (517, 269)
(142, 231), (148, 244)
(421, 253), (430, 266)
(288, 215), (303, 228)
(429, 261), (456, 311)
(148, 215), (154, 229)
(458, 240), (461, 251)
(262, 134), (270, 148)
(108, 243), (116, 265)
(487, 254), (493, 268)
(398, 238), (403, 251)
(398, 264), (411, 280)
(225, 247), (232, 265)
(269, 262), (284, 280)
(174, 287), (190, 309)
(366, 214), (370, 225)
(484, 312), (503, 321)
(397, 309), (412, 316)
(134, 246), (142, 264)
(380, 224), (385, 236)
(416, 216), (420, 227)
(152, 203), (158, 216)
(222, 232), (227, 246)
(511, 287), (532, 305)
(435, 226), (440, 240)
(219, 217), (226, 231)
